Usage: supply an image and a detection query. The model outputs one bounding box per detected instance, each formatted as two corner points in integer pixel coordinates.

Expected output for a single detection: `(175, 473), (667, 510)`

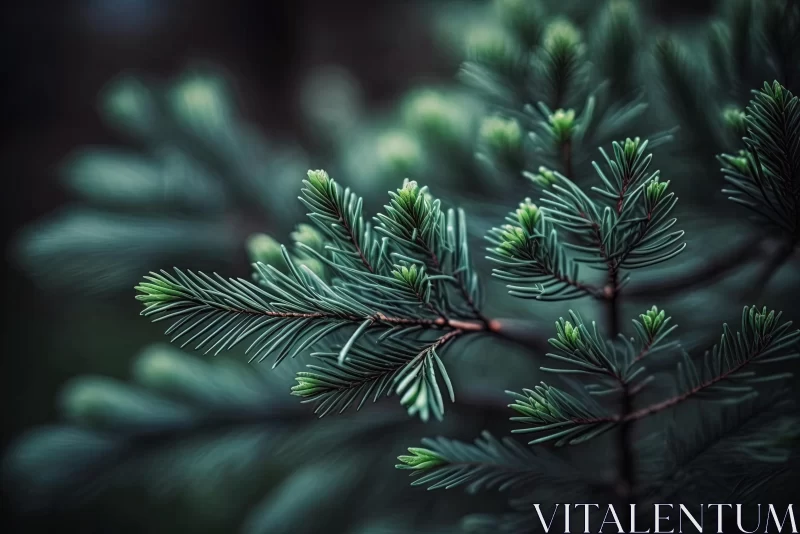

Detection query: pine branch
(135, 173), (573, 424)
(137, 173), (528, 374)
(136, 263), (501, 368)
(293, 334), (462, 422)
(638, 391), (797, 505)
(487, 198), (599, 301)
(299, 170), (386, 276)
(504, 304), (797, 455)
(396, 431), (582, 493)
(621, 306), (799, 422)
(542, 138), (685, 276)
(507, 382), (616, 446)
(722, 82), (800, 239)
(543, 305), (676, 498)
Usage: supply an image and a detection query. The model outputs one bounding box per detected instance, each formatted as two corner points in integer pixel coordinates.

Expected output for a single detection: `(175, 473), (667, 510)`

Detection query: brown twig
(581, 342), (771, 428)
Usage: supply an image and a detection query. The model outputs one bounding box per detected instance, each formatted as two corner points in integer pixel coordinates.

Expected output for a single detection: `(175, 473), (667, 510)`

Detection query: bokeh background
(2, 0), (789, 532)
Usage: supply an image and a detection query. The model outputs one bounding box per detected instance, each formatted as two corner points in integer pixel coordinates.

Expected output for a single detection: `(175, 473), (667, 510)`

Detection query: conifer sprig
(292, 335), (458, 421)
(488, 137), (685, 303)
(396, 430), (583, 493)
(138, 171), (518, 421)
(519, 305), (800, 429)
(400, 304), (798, 496)
(299, 170), (386, 276)
(507, 382), (615, 446)
(486, 199), (597, 301)
(721, 82), (800, 239)
(632, 306), (800, 419)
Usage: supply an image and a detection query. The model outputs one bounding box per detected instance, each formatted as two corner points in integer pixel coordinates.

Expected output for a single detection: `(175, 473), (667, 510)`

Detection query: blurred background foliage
(1, 0), (798, 532)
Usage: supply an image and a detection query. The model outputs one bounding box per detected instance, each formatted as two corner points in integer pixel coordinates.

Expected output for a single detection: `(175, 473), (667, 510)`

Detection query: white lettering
(766, 504), (797, 533)
(707, 504), (732, 533)
(736, 504), (761, 533)
(679, 504), (703, 533)
(655, 504), (675, 533)
(575, 504), (600, 533)
(533, 504), (560, 533)
(599, 505), (624, 533)
(565, 504), (570, 533)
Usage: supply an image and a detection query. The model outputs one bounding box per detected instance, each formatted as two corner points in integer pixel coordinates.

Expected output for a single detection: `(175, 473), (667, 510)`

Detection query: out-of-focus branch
(30, 384), (524, 514)
(490, 318), (551, 353)
(624, 234), (769, 298)
(745, 240), (797, 302)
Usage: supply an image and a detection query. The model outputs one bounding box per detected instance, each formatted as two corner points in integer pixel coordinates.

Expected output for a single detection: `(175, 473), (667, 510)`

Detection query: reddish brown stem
(631, 337), (653, 365)
(622, 356), (752, 422)
(582, 346), (764, 428)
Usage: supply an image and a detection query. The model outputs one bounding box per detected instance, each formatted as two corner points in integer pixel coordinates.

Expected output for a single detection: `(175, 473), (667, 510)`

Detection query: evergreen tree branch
(507, 382), (617, 446)
(487, 199), (601, 301)
(396, 431), (584, 494)
(293, 331), (466, 422)
(620, 306), (799, 422)
(722, 82), (800, 239)
(542, 138), (685, 281)
(638, 391), (796, 505)
(137, 172), (571, 377)
(137, 264), (506, 360)
(521, 303), (797, 426)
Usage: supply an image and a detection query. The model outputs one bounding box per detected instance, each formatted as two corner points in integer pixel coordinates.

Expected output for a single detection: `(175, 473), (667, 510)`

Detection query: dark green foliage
(133, 130), (798, 528)
(637, 390), (796, 508)
(593, 0), (641, 101)
(673, 306), (799, 401)
(136, 170), (491, 422)
(487, 136), (684, 307)
(11, 69), (308, 295)
(760, 0), (800, 89)
(400, 304), (798, 529)
(721, 82), (800, 239)
(653, 36), (722, 154)
(7, 1), (800, 532)
(396, 430), (582, 493)
(507, 382), (614, 445)
(465, 0), (671, 188)
(2, 346), (399, 510)
(653, 0), (800, 181)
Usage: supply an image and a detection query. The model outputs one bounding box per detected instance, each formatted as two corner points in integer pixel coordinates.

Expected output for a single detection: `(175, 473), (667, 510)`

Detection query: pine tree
(6, 0), (800, 532)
